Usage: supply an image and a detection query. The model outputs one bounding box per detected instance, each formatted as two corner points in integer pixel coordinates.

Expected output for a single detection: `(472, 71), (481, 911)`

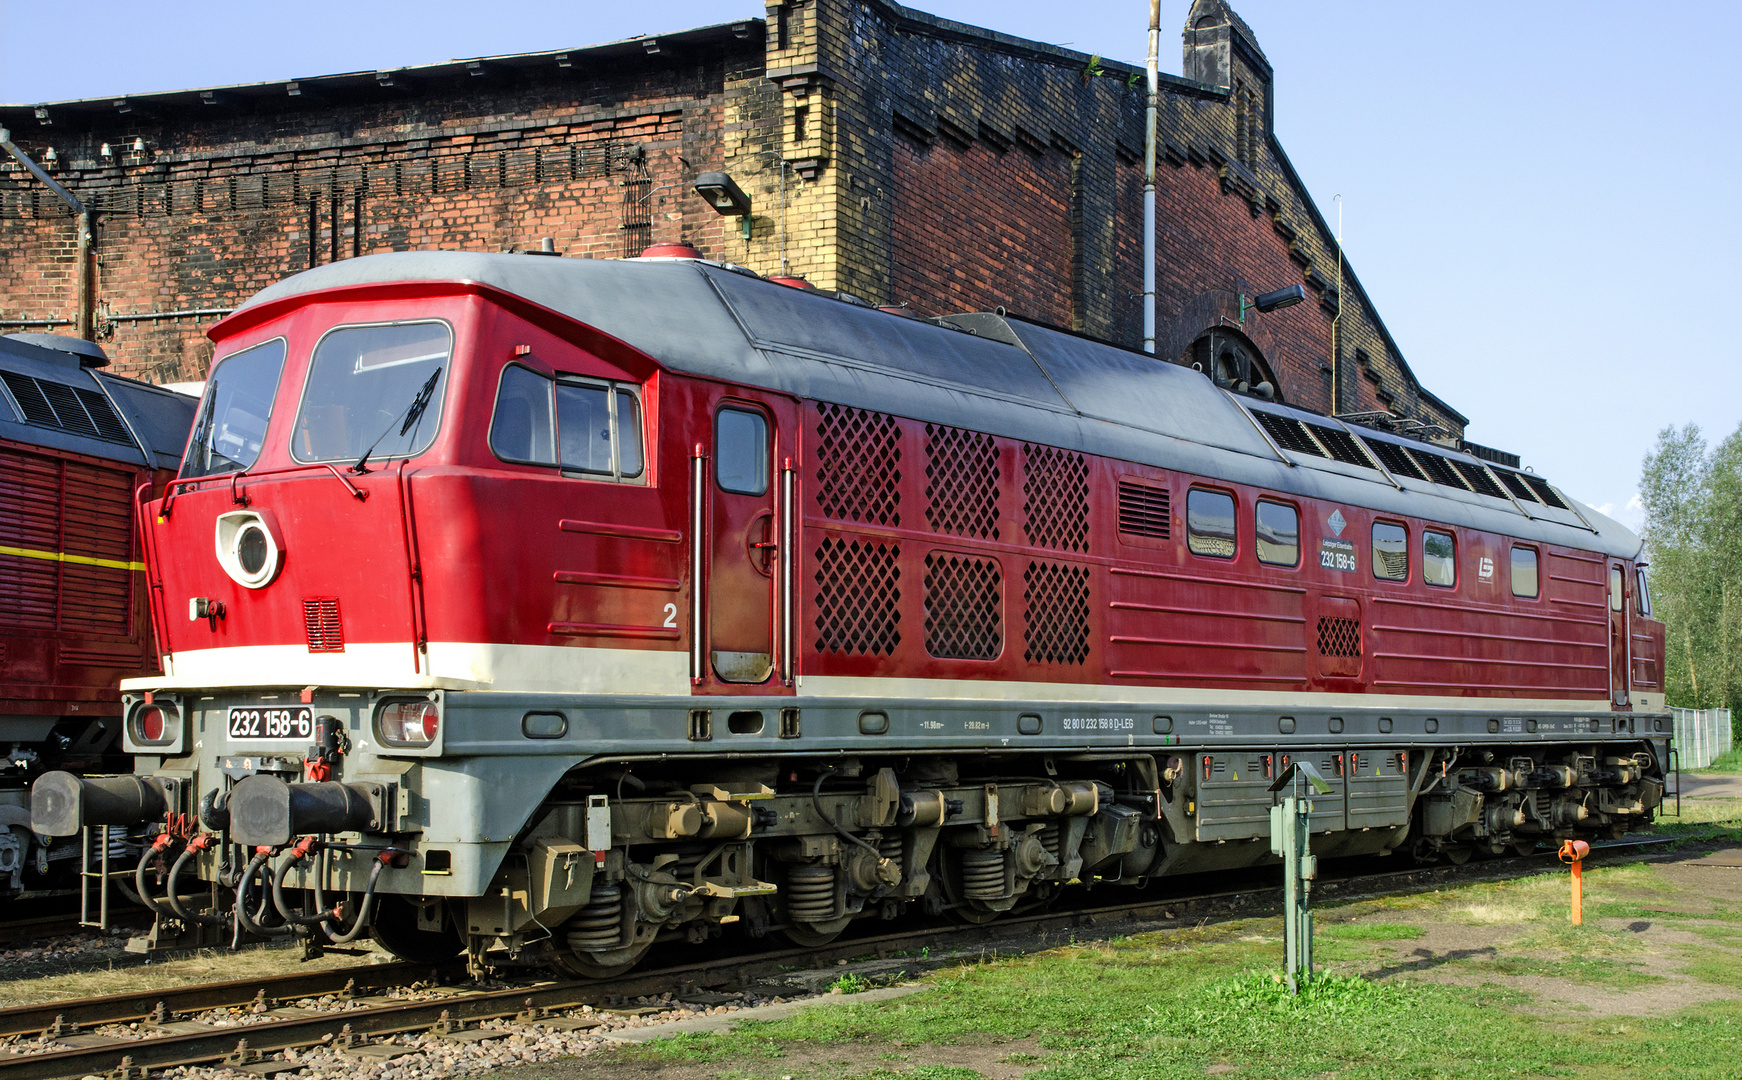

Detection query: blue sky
(4, 1), (1735, 530)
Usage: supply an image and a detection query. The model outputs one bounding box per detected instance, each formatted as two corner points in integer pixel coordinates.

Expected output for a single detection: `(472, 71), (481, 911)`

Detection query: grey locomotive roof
(240, 251), (1640, 559)
(0, 334), (195, 470)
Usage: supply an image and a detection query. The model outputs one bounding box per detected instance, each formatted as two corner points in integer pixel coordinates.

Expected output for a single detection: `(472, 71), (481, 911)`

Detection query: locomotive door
(706, 397), (792, 684)
(1608, 562), (1630, 707)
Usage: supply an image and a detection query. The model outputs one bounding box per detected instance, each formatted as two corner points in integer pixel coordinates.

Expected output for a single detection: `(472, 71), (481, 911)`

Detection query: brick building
(0, 0), (1465, 438)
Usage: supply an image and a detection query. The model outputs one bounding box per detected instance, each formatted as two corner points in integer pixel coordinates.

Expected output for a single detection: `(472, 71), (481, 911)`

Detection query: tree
(1638, 422), (1742, 711)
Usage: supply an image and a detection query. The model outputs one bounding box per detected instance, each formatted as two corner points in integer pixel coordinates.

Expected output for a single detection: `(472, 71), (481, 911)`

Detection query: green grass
(610, 864), (1742, 1080)
(1316, 922), (1425, 941)
(1696, 746), (1742, 773)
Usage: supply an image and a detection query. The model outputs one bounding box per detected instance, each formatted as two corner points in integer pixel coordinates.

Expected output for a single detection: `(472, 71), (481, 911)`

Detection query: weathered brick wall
(0, 0), (1464, 437)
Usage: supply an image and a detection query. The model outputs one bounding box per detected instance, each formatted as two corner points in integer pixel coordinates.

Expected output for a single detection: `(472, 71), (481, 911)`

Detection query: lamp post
(1238, 283), (1305, 325)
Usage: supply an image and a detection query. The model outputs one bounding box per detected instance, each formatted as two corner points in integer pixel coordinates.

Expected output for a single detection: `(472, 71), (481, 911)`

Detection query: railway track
(0, 836), (1687, 1080)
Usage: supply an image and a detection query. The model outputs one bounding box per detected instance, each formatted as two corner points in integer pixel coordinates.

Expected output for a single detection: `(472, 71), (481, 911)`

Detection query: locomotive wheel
(780, 915), (854, 948)
(1511, 840), (1538, 857)
(950, 901), (1007, 925)
(548, 940), (653, 980)
(1442, 844), (1474, 865)
(369, 896), (464, 964)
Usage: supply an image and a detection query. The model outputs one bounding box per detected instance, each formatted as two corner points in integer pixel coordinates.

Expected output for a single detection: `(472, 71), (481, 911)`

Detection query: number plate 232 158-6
(228, 707), (314, 740)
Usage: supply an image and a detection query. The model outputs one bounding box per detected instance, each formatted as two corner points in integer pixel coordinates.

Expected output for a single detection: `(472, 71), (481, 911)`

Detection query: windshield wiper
(351, 367), (442, 474)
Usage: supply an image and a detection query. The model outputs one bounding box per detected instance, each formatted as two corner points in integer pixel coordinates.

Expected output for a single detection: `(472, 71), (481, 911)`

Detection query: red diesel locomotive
(0, 332), (194, 896)
(34, 251), (1666, 973)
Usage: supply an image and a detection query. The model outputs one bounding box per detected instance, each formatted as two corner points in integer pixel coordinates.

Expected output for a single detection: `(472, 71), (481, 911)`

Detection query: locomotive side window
(1609, 566), (1625, 611)
(1186, 489), (1236, 559)
(1423, 529), (1455, 587)
(1372, 522), (1408, 581)
(556, 383), (612, 473)
(1637, 567), (1652, 615)
(489, 367), (644, 482)
(715, 407), (769, 495)
(488, 365), (556, 465)
(181, 338), (288, 478)
(1511, 545), (1539, 598)
(1255, 500), (1299, 566)
(293, 321), (451, 465)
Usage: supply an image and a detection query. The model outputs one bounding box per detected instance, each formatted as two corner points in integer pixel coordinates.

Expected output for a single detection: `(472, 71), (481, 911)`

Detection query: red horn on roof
(638, 241), (703, 259)
(767, 275), (815, 290)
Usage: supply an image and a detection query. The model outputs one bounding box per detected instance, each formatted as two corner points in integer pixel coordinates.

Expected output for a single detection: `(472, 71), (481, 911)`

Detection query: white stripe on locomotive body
(128, 641), (1610, 715)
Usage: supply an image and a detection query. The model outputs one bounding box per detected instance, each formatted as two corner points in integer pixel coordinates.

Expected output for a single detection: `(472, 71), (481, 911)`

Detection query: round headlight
(237, 524), (269, 576)
(131, 703), (177, 746)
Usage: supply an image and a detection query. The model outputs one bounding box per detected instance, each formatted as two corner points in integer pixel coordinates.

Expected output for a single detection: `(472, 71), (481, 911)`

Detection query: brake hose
(233, 849), (293, 938)
(321, 853), (389, 945)
(164, 837), (227, 927)
(271, 840), (331, 927)
(133, 834), (179, 917)
(812, 769), (883, 858)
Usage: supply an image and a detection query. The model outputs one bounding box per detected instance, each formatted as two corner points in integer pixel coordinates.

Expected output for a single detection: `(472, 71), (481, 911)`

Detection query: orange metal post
(1559, 839), (1591, 925)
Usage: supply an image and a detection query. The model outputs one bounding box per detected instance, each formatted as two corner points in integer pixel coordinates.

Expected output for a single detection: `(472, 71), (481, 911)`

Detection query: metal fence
(1674, 707), (1734, 769)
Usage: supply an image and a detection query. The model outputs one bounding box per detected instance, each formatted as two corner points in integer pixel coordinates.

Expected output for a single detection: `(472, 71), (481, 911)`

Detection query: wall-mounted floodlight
(694, 170), (752, 240)
(1239, 283), (1306, 323)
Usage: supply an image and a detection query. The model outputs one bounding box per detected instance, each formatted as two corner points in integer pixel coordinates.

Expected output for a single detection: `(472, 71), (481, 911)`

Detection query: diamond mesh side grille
(814, 403), (902, 526)
(1022, 444), (1089, 553)
(924, 552), (1002, 660)
(813, 537), (901, 656)
(1117, 480), (1171, 539)
(924, 424), (1000, 540)
(303, 597), (344, 653)
(1317, 615), (1361, 658)
(1023, 560), (1090, 665)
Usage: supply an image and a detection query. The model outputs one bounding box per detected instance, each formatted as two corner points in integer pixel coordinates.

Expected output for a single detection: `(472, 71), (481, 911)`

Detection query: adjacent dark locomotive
(0, 332), (195, 896)
(32, 252), (1668, 970)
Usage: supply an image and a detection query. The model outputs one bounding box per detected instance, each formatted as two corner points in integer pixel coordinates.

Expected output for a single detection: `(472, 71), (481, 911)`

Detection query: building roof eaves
(0, 20), (764, 121)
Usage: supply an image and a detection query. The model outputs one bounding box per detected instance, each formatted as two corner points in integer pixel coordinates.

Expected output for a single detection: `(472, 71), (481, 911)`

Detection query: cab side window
(715, 407), (769, 495)
(1511, 546), (1539, 598)
(1187, 489), (1236, 559)
(489, 364), (644, 482)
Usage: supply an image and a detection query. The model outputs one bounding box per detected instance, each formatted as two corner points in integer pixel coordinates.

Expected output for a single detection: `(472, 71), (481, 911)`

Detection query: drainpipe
(1141, 0), (1160, 355)
(0, 128), (94, 341)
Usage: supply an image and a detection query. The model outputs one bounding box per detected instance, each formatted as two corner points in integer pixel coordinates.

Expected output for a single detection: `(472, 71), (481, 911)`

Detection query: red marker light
(378, 700), (439, 747)
(420, 703), (440, 742)
(139, 706), (165, 742)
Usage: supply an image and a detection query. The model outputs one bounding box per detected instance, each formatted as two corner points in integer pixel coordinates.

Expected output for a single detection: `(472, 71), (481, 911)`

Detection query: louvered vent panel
(1252, 412), (1327, 457)
(1495, 470), (1540, 503)
(0, 446), (63, 630)
(814, 403), (902, 526)
(812, 538), (901, 656)
(1361, 438), (1428, 481)
(74, 388), (133, 443)
(1304, 424), (1371, 468)
(61, 461), (133, 558)
(37, 382), (100, 438)
(1023, 560), (1090, 665)
(1523, 476), (1570, 510)
(1317, 615), (1362, 658)
(923, 424), (1000, 539)
(1408, 449), (1467, 490)
(303, 597), (345, 653)
(1117, 481), (1171, 539)
(0, 373), (134, 445)
(1, 372), (58, 427)
(1452, 460), (1507, 499)
(923, 552), (1002, 660)
(1022, 444), (1089, 553)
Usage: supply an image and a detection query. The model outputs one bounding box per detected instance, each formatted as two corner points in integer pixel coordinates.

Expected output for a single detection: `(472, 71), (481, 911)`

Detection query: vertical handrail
(134, 482), (173, 668)
(395, 462), (427, 674)
(779, 458), (795, 686)
(690, 445), (707, 686)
